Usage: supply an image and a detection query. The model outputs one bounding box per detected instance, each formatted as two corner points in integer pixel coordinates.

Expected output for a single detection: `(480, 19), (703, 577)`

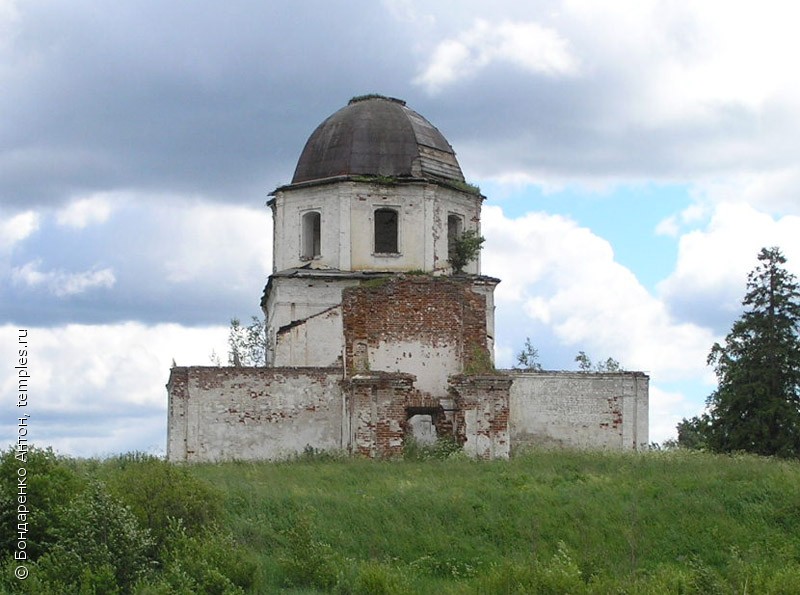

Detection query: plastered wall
(167, 366), (512, 462)
(508, 371), (649, 451)
(270, 180), (482, 274)
(167, 367), (648, 462)
(167, 366), (344, 462)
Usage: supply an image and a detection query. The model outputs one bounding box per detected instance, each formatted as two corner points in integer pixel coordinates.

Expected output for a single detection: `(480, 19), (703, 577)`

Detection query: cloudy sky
(2, 0), (800, 456)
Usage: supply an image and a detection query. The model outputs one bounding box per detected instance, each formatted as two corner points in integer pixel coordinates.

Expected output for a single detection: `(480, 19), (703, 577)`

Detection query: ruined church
(167, 95), (648, 461)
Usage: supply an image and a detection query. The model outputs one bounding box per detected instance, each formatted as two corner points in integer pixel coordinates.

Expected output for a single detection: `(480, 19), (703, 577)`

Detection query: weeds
(3, 448), (800, 593)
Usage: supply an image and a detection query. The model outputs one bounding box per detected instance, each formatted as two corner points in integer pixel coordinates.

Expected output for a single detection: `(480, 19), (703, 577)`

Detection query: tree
(575, 351), (592, 372)
(676, 414), (712, 450)
(596, 357), (622, 373)
(448, 229), (485, 274)
(514, 337), (542, 371)
(574, 352), (623, 373)
(226, 316), (268, 367)
(701, 247), (800, 457)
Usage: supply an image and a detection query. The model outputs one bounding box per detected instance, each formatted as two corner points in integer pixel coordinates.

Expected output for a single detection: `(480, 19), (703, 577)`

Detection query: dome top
(291, 95), (465, 184)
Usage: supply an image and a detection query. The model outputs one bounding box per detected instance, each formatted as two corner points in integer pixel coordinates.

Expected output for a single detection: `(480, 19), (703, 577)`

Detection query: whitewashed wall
(167, 367), (344, 462)
(508, 371), (649, 451)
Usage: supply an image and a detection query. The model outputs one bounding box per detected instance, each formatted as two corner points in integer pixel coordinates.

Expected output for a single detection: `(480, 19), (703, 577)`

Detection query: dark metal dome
(291, 95), (465, 184)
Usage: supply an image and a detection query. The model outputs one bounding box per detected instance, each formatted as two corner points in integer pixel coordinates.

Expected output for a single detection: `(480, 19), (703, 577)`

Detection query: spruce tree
(704, 247), (800, 457)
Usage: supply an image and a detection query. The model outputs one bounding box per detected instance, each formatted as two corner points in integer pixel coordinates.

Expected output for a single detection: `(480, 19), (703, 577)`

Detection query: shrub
(34, 481), (154, 592)
(448, 229), (485, 273)
(403, 436), (462, 461)
(279, 511), (340, 591)
(103, 454), (224, 553)
(0, 446), (84, 559)
(342, 560), (411, 595)
(143, 520), (257, 594)
(476, 543), (586, 595)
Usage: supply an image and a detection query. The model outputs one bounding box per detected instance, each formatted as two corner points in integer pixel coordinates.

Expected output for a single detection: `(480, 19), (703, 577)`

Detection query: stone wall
(508, 371), (649, 451)
(166, 367), (648, 462)
(167, 366), (344, 462)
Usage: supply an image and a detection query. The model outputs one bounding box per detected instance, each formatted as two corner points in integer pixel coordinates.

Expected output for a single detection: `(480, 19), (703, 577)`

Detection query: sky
(2, 0), (800, 456)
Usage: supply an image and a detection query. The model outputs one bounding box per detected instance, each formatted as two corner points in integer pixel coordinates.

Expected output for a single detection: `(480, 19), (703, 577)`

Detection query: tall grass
(3, 448), (799, 592)
(192, 449), (800, 593)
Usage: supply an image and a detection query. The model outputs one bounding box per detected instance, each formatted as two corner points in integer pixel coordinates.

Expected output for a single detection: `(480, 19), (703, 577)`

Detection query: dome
(292, 95), (465, 184)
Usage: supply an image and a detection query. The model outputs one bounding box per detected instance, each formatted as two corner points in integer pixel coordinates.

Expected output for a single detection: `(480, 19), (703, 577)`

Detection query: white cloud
(415, 18), (579, 92)
(646, 2), (800, 118)
(482, 205), (715, 383)
(382, 0), (434, 25)
(56, 194), (114, 228)
(694, 170), (800, 216)
(0, 210), (39, 252)
(562, 0), (800, 119)
(655, 203), (709, 238)
(12, 260), (116, 296)
(658, 202), (800, 322)
(0, 0), (19, 51)
(648, 384), (702, 444)
(158, 201), (272, 290)
(0, 323), (228, 457)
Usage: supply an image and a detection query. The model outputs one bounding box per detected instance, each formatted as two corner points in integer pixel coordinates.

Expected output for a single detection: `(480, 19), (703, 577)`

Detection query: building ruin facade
(167, 95), (648, 461)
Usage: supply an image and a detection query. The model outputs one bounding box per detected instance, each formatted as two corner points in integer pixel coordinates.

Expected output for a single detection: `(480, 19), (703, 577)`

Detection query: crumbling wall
(341, 276), (492, 395)
(166, 366), (343, 462)
(262, 275), (360, 367)
(273, 305), (343, 367)
(450, 374), (512, 459)
(342, 372), (415, 458)
(508, 371), (649, 451)
(165, 366), (649, 463)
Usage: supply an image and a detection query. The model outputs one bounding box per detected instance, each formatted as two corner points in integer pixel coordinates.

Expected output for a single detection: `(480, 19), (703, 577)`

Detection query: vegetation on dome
(351, 174), (398, 186)
(445, 179), (482, 196)
(348, 94), (406, 105)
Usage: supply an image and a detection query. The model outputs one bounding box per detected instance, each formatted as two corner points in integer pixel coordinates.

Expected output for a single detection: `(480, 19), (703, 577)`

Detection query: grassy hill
(3, 447), (800, 593)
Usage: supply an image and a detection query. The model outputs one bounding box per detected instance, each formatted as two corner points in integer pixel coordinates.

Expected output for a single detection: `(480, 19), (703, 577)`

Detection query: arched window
(301, 211), (321, 259)
(374, 208), (398, 254)
(447, 213), (463, 263)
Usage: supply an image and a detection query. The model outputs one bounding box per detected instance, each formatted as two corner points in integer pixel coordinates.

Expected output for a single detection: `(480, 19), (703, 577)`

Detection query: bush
(404, 436), (463, 461)
(139, 520), (257, 594)
(102, 454), (224, 552)
(279, 511), (340, 591)
(476, 543), (586, 595)
(34, 481), (154, 592)
(448, 229), (485, 273)
(342, 560), (411, 595)
(0, 446), (84, 559)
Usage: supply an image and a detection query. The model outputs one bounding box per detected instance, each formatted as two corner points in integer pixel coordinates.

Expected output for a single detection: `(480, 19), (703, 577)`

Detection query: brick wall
(450, 374), (512, 459)
(342, 372), (415, 458)
(341, 275), (492, 392)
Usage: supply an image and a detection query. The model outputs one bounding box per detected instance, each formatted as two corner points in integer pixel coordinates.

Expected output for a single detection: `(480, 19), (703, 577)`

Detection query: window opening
(374, 208), (398, 254)
(447, 214), (463, 263)
(301, 211), (321, 259)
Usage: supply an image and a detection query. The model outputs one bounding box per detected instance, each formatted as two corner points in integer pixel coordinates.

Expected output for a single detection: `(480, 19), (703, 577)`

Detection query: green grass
(4, 448), (800, 593)
(188, 449), (800, 593)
